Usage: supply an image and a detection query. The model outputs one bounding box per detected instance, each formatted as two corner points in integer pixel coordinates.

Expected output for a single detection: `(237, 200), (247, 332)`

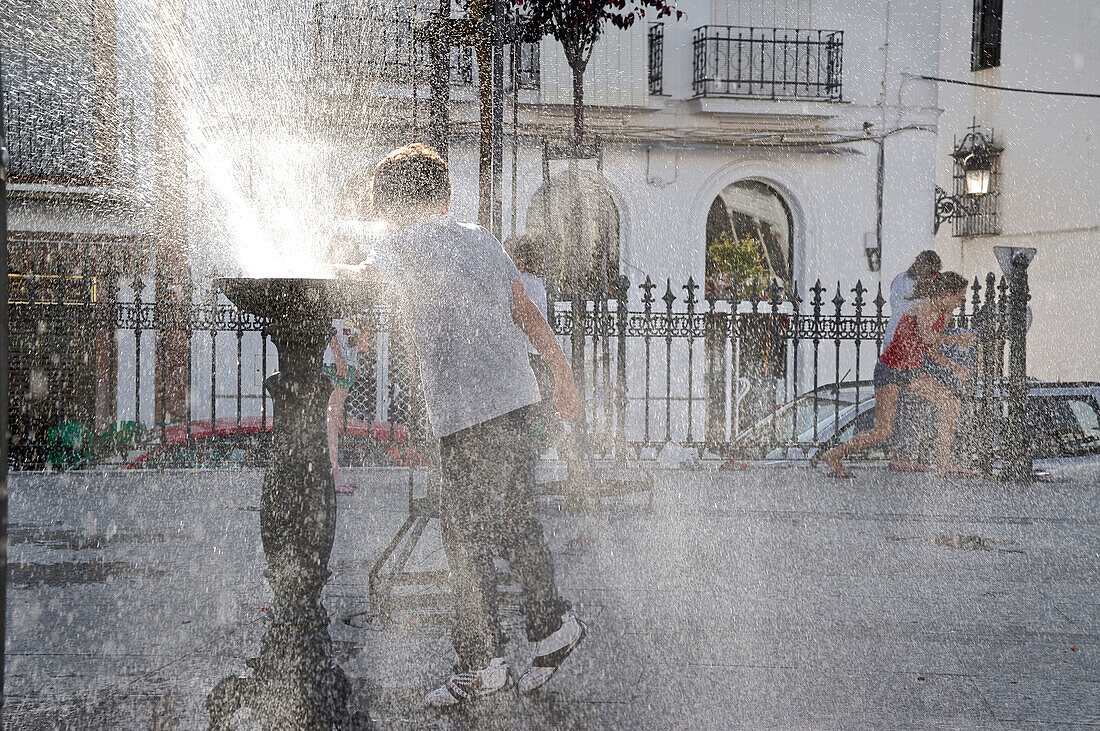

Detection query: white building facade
(933, 0), (1100, 382)
(296, 0), (948, 442)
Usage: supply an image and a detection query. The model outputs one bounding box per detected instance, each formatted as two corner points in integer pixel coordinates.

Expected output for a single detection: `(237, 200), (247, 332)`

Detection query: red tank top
(880, 311), (947, 370)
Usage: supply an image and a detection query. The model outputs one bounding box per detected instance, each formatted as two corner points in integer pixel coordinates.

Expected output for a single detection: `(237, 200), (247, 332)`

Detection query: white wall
(539, 24), (648, 108)
(711, 0), (814, 28)
(935, 0), (1100, 381)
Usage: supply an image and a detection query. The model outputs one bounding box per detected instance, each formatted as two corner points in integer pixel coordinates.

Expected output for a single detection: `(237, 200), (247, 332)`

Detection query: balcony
(692, 26), (843, 102)
(312, 2), (539, 91)
(4, 87), (100, 184)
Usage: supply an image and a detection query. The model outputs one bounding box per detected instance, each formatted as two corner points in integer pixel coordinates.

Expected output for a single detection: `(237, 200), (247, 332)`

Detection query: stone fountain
(206, 277), (373, 730)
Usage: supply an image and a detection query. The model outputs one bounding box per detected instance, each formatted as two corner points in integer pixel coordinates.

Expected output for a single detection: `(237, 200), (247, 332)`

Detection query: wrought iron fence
(8, 260), (1032, 476)
(692, 25), (843, 101)
(549, 266), (1031, 473)
(648, 23), (665, 96)
(7, 268), (429, 470)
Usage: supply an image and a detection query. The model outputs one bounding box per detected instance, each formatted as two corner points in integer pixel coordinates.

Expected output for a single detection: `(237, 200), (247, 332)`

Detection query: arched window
(526, 173), (620, 298)
(705, 180), (793, 296)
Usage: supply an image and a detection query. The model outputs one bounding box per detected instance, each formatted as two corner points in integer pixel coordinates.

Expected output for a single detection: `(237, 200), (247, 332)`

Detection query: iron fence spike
(832, 282), (845, 307)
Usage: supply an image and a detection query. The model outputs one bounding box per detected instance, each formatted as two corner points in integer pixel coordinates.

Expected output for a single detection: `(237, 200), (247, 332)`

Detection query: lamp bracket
(934, 185), (982, 234)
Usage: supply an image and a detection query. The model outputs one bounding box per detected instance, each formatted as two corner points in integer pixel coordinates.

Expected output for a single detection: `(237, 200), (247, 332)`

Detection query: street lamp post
(1, 57), (11, 715)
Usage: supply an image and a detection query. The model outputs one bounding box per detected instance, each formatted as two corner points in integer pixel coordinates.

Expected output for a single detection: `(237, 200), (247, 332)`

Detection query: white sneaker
(425, 657), (514, 707)
(517, 612), (588, 694)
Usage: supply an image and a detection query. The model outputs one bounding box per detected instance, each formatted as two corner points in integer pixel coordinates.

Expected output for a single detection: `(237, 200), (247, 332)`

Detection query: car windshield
(738, 392), (860, 444)
(1030, 395), (1100, 458)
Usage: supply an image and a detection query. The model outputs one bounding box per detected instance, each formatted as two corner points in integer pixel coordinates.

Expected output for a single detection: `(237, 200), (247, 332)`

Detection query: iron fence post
(977, 272), (997, 474)
(640, 276), (655, 446)
(566, 273), (588, 499)
(1003, 254), (1032, 481)
(703, 284), (722, 450)
(615, 275), (629, 466)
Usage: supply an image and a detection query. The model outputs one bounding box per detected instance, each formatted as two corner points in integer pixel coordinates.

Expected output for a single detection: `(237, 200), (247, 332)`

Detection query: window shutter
(971, 0), (1003, 71)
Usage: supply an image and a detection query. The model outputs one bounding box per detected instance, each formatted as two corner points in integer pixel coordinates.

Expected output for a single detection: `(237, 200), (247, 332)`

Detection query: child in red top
(822, 272), (976, 478)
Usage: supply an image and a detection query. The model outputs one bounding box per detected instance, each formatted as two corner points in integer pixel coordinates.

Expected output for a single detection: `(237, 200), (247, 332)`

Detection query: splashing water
(0, 0), (406, 279)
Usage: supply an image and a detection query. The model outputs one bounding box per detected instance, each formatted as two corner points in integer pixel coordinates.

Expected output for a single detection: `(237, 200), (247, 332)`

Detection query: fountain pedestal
(206, 278), (373, 731)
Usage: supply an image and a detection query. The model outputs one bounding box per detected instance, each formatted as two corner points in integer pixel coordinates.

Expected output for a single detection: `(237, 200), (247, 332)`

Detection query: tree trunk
(153, 0), (192, 425)
(572, 64), (584, 148)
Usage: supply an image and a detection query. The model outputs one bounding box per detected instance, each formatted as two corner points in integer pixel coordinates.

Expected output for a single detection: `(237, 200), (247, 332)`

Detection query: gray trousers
(438, 406), (568, 669)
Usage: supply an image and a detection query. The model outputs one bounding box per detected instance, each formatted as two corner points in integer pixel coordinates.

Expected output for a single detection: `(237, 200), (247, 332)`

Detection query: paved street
(4, 461), (1099, 729)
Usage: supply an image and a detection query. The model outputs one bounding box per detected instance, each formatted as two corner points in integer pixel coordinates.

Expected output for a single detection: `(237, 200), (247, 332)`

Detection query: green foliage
(707, 232), (768, 285)
(514, 0), (684, 67)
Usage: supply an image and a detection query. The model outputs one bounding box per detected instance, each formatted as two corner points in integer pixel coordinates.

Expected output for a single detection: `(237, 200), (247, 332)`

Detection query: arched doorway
(704, 180), (795, 443)
(705, 180), (794, 296)
(525, 172), (621, 299)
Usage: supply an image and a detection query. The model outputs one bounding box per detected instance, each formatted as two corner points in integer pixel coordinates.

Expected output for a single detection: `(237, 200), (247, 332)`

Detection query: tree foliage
(515, 0), (682, 74)
(507, 0), (682, 143)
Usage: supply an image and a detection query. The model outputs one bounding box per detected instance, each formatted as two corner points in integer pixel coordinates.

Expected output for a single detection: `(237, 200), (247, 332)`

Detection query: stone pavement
(4, 460), (1098, 729)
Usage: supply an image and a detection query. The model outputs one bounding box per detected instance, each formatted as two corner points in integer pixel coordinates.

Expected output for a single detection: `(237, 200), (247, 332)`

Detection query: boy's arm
(331, 261), (382, 283)
(511, 279), (579, 421)
(942, 331), (977, 347)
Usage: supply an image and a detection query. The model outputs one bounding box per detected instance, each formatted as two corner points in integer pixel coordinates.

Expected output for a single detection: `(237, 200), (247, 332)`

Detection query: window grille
(648, 23), (665, 96)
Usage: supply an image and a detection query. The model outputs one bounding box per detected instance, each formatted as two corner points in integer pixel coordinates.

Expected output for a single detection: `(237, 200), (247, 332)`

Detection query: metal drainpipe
(876, 136), (885, 267)
(491, 0), (504, 240)
(429, 2), (450, 160)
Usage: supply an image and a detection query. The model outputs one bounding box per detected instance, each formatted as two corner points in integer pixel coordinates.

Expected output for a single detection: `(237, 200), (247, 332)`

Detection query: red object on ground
(122, 418), (421, 468)
(720, 459), (749, 470)
(156, 417), (409, 444)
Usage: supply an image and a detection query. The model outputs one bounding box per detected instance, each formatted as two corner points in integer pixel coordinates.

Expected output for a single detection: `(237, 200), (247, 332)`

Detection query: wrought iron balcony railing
(313, 3), (539, 90)
(3, 86), (99, 184)
(692, 25), (843, 101)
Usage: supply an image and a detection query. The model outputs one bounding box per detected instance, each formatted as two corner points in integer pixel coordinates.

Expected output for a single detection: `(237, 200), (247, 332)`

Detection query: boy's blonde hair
(370, 143), (451, 218)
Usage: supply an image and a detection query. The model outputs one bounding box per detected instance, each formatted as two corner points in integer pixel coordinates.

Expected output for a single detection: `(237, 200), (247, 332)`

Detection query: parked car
(739, 380), (1100, 467)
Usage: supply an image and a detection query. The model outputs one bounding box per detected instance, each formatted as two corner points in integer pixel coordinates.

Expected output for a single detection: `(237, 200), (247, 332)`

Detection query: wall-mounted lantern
(962, 146), (993, 195)
(934, 125), (1002, 235)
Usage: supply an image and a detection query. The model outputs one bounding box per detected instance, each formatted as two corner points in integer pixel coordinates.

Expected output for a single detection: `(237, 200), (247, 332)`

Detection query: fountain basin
(216, 276), (375, 321)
